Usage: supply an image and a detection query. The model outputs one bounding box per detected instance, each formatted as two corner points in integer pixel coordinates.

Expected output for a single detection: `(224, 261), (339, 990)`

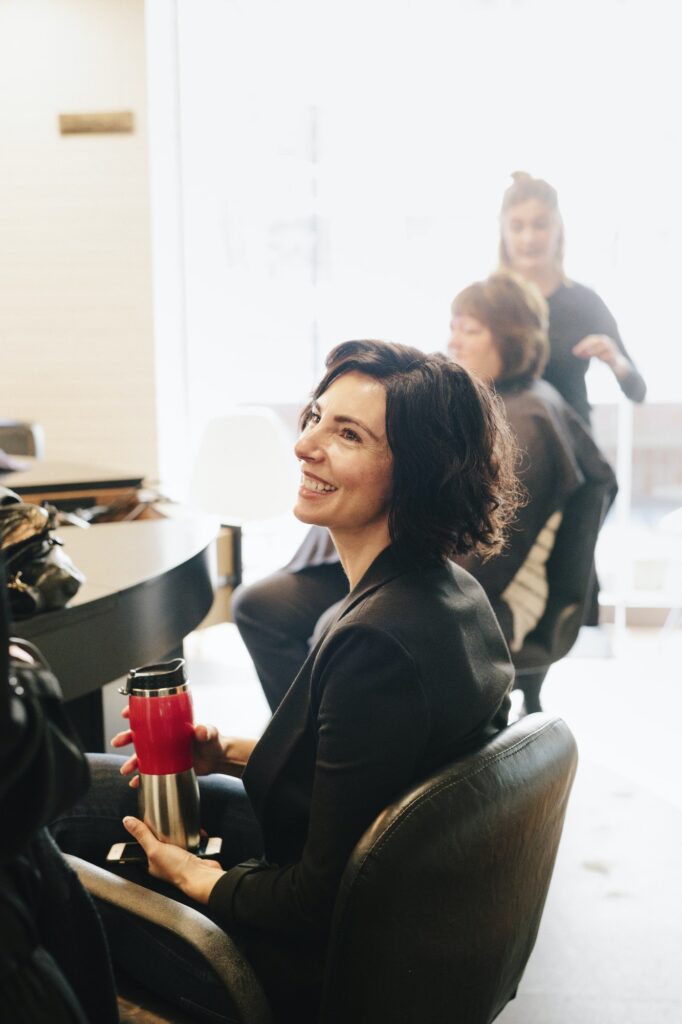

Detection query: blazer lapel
(325, 544), (412, 625)
(243, 544), (412, 819)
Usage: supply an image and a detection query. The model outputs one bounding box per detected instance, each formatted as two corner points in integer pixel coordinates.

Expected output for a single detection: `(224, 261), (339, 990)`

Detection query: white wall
(0, 0), (158, 478)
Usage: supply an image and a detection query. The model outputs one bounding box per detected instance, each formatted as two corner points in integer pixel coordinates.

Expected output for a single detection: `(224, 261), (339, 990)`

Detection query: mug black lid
(124, 658), (187, 693)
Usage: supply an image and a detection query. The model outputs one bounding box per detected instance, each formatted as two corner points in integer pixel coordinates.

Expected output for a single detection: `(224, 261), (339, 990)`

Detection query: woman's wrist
(611, 353), (632, 380)
(179, 861), (227, 905)
(220, 737), (256, 777)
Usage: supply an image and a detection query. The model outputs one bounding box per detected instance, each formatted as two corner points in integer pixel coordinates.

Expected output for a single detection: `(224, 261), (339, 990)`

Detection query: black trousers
(232, 562), (348, 712)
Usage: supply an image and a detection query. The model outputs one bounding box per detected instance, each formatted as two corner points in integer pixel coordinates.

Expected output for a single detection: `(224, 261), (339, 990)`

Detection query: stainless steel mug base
(139, 768), (201, 851)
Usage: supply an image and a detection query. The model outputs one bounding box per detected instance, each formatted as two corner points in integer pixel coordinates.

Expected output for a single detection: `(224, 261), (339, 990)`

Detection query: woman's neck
(330, 522), (392, 589)
(516, 265), (563, 298)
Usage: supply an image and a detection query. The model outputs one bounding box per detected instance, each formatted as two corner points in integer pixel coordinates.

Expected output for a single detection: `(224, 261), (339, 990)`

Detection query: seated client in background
(448, 272), (616, 650)
(54, 340), (518, 1024)
(235, 274), (616, 713)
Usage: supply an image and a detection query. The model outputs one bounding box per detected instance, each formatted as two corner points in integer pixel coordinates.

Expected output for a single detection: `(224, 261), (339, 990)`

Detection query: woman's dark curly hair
(301, 340), (521, 565)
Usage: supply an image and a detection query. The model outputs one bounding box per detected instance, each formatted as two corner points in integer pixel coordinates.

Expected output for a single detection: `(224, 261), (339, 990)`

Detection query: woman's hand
(111, 707), (256, 787)
(572, 334), (632, 379)
(111, 706), (141, 789)
(122, 816), (225, 905)
(190, 725), (256, 778)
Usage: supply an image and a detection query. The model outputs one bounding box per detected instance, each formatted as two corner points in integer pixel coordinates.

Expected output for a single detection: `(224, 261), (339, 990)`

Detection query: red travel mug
(121, 658), (200, 850)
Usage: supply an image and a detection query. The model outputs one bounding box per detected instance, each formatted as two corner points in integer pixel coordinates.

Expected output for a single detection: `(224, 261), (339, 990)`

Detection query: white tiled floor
(497, 626), (682, 1022)
(177, 619), (682, 1024)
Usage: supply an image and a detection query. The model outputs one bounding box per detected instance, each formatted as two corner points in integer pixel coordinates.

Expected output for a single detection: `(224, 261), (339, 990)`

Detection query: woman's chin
(293, 502), (325, 526)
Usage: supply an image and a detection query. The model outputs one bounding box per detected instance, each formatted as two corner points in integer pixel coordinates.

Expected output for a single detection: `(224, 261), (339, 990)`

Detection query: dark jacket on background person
(458, 378), (617, 645)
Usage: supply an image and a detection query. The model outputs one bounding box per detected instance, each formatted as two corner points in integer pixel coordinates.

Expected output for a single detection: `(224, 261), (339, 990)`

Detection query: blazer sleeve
(209, 624), (429, 937)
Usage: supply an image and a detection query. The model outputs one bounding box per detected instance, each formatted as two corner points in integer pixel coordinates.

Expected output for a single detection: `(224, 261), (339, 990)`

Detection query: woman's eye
(305, 411), (320, 427)
(341, 428), (361, 442)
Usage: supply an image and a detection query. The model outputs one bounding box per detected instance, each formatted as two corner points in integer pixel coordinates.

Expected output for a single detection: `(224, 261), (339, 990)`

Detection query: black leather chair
(0, 418), (44, 457)
(66, 713), (578, 1024)
(512, 476), (616, 714)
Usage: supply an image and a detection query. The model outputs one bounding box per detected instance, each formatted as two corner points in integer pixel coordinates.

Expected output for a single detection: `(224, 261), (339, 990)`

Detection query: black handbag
(0, 488), (84, 619)
(0, 588), (118, 1024)
(2, 637), (91, 858)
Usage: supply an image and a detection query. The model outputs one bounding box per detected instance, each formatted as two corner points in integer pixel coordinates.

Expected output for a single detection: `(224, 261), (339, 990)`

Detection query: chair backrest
(0, 419), (44, 457)
(188, 406), (298, 523)
(319, 714), (578, 1024)
(513, 477), (614, 671)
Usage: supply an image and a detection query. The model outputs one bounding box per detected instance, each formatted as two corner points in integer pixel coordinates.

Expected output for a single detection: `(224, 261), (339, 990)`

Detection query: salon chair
(512, 475), (616, 713)
(0, 418), (44, 457)
(66, 712), (578, 1024)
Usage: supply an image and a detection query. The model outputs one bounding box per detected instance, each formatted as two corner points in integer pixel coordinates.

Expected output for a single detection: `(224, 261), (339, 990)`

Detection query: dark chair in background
(0, 418), (44, 457)
(512, 477), (616, 713)
(67, 713), (578, 1024)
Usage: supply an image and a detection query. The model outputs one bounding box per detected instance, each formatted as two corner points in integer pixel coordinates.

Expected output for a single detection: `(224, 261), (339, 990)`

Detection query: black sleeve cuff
(207, 858), (268, 926)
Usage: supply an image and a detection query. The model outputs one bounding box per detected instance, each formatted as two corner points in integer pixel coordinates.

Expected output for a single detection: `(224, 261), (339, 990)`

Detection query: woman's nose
(294, 427), (322, 463)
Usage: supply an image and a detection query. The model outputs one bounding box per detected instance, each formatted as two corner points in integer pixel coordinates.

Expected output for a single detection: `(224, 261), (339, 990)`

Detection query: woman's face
(294, 371), (393, 537)
(448, 314), (503, 382)
(501, 198), (561, 275)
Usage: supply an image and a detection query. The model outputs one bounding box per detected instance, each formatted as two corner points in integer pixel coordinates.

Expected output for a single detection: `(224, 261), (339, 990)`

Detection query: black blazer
(209, 544), (513, 940)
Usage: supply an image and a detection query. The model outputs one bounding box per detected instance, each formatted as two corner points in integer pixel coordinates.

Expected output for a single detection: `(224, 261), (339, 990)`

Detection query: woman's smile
(299, 472), (338, 495)
(293, 371), (393, 548)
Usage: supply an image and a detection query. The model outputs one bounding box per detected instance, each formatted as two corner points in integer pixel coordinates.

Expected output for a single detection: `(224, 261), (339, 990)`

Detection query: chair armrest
(64, 854), (273, 1024)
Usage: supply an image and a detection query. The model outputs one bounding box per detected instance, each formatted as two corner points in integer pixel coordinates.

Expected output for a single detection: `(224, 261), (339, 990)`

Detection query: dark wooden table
(10, 517), (218, 750)
(1, 457), (145, 507)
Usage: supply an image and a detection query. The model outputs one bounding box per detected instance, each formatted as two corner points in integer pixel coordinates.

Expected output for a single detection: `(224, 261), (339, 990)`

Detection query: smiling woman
(294, 371), (393, 588)
(54, 340), (519, 1024)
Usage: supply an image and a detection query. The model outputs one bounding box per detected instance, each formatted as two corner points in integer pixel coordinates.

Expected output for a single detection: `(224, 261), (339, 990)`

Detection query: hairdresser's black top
(545, 282), (646, 424)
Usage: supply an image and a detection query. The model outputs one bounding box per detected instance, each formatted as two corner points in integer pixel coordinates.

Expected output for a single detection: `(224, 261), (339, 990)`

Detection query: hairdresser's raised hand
(572, 334), (632, 379)
(122, 816), (224, 904)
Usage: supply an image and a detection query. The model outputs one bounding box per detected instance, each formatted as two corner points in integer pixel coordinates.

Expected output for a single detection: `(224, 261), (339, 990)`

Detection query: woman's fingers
(111, 729), (133, 748)
(121, 706), (130, 720)
(122, 816), (197, 887)
(123, 815), (152, 844)
(194, 722), (218, 744)
(122, 817), (156, 858)
(572, 334), (616, 363)
(119, 753), (141, 788)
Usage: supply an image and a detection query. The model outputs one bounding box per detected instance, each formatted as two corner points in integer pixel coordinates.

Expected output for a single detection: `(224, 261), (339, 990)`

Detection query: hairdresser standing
(498, 171), (646, 426)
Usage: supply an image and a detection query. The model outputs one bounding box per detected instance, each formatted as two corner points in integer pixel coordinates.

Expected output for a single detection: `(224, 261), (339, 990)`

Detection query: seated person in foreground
(54, 340), (517, 1024)
(234, 274), (616, 714)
